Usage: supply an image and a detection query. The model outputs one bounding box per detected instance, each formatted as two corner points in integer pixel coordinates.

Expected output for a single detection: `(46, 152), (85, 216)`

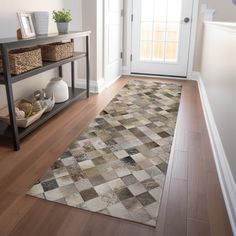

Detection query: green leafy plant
(52, 9), (72, 23)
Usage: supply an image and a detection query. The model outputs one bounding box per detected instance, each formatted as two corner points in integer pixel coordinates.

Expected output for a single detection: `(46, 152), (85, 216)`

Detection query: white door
(131, 0), (193, 77)
(104, 0), (123, 85)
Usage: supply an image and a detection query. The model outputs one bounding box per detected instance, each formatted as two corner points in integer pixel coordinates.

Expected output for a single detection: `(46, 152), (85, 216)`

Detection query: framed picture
(17, 12), (36, 38)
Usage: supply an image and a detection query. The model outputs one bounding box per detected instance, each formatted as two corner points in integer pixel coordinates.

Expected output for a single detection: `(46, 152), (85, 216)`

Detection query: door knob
(183, 17), (190, 23)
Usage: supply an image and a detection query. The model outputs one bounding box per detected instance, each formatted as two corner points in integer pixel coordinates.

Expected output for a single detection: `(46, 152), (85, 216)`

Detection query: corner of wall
(188, 71), (201, 81)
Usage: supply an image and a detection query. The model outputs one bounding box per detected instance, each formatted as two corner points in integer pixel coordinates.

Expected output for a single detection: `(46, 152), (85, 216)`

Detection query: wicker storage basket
(40, 42), (74, 61)
(0, 47), (42, 75)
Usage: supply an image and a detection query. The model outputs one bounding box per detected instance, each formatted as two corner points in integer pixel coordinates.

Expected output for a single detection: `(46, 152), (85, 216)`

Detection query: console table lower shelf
(0, 87), (86, 141)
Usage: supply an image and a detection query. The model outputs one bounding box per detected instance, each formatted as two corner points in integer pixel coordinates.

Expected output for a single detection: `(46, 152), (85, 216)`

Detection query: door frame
(123, 0), (200, 79)
(104, 0), (124, 87)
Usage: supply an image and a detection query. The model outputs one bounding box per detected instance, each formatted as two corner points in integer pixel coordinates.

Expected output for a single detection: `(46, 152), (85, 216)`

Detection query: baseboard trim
(122, 66), (130, 75)
(196, 72), (236, 235)
(105, 75), (122, 90)
(75, 76), (122, 94)
(75, 78), (106, 93)
(190, 71), (201, 81)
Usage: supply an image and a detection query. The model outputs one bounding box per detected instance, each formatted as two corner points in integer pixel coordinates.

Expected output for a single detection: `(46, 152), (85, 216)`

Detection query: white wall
(96, 0), (104, 83)
(0, 0), (63, 108)
(81, 0), (104, 83)
(200, 22), (236, 234)
(0, 0), (62, 38)
(62, 0), (84, 84)
(193, 0), (236, 70)
(200, 23), (236, 181)
(81, 0), (97, 82)
(204, 0), (236, 21)
(0, 0), (83, 109)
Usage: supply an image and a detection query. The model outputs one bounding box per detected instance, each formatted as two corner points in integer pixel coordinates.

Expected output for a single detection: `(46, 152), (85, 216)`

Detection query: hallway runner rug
(28, 80), (182, 227)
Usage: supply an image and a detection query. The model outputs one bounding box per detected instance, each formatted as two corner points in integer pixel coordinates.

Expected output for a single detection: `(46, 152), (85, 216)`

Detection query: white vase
(33, 11), (49, 35)
(45, 78), (69, 103)
(57, 23), (69, 34)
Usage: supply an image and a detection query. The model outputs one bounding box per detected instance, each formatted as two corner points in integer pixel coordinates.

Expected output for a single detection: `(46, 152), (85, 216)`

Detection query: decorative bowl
(0, 100), (47, 128)
(40, 96), (55, 112)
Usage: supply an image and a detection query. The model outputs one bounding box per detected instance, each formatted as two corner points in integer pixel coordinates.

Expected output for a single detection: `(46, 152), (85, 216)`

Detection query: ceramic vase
(57, 23), (69, 34)
(45, 78), (69, 103)
(33, 11), (49, 35)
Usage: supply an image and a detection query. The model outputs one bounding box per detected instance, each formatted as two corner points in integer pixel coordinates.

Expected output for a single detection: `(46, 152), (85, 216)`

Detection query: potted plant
(52, 9), (72, 34)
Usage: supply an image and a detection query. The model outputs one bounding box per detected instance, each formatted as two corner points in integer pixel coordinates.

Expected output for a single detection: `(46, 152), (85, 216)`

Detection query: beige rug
(28, 80), (182, 227)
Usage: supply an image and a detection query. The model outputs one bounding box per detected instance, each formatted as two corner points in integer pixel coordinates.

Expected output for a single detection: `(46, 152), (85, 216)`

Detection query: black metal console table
(0, 31), (91, 151)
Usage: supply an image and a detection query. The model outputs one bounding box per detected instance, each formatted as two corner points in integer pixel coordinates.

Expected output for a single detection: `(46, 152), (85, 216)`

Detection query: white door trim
(124, 0), (200, 79)
(187, 0), (200, 78)
(104, 0), (123, 86)
(123, 0), (133, 75)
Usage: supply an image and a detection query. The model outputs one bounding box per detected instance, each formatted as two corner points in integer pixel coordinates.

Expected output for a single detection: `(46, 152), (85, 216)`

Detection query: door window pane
(165, 42), (178, 61)
(153, 42), (165, 61)
(154, 0), (168, 22)
(153, 23), (166, 41)
(140, 0), (182, 63)
(166, 24), (179, 41)
(141, 0), (154, 21)
(140, 41), (152, 60)
(141, 23), (153, 40)
(167, 0), (182, 22)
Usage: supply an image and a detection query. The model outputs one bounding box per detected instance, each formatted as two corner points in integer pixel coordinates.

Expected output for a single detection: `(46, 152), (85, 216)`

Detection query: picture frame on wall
(17, 12), (36, 38)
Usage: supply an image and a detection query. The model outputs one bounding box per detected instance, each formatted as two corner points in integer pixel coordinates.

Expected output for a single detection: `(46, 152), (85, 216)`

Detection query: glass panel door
(131, 0), (193, 77)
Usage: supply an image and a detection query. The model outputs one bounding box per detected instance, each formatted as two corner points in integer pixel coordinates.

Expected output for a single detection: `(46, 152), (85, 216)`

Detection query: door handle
(183, 17), (190, 23)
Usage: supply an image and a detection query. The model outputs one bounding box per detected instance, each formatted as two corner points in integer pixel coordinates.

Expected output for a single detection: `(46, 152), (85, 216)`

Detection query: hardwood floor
(0, 76), (232, 236)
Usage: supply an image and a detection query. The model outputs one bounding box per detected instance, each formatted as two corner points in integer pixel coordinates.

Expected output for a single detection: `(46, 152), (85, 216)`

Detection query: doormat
(28, 80), (182, 227)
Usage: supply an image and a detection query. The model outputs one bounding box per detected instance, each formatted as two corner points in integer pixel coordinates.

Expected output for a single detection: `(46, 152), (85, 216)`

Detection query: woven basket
(0, 47), (42, 75)
(40, 42), (74, 61)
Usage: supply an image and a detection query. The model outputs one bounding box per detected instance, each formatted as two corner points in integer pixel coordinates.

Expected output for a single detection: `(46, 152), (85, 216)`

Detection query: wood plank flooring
(0, 76), (233, 236)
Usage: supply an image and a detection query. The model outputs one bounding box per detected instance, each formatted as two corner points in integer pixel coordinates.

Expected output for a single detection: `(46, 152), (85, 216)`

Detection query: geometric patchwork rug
(27, 80), (182, 227)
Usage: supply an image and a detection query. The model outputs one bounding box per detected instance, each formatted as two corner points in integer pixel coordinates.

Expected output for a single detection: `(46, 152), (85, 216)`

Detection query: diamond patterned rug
(28, 80), (182, 227)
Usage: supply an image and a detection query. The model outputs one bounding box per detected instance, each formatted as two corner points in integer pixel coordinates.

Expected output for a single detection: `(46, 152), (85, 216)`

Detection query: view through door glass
(140, 0), (182, 62)
(131, 0), (193, 77)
